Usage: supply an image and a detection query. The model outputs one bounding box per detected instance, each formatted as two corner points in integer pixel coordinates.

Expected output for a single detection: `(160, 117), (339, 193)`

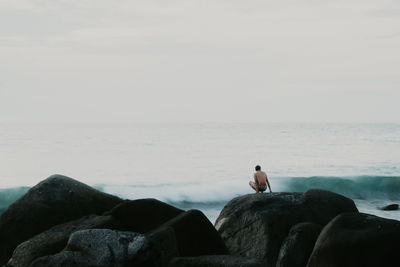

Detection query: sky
(1, 0), (399, 123)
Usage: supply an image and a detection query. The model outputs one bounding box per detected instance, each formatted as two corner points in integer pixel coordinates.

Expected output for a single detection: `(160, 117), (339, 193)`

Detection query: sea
(1, 122), (399, 223)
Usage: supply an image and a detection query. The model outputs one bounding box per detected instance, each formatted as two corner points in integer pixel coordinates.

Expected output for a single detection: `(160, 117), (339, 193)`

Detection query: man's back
(254, 171), (267, 186)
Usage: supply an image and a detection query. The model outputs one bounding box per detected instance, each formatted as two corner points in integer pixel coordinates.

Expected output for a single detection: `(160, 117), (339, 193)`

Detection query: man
(249, 165), (272, 193)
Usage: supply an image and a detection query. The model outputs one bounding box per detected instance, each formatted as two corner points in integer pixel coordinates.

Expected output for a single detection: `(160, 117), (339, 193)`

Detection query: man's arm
(266, 178), (272, 193)
(265, 173), (272, 193)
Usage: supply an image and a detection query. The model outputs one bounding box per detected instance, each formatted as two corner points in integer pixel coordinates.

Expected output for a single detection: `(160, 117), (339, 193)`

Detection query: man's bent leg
(249, 181), (257, 192)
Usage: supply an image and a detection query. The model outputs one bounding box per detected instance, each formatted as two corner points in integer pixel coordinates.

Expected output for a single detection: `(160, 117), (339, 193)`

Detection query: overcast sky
(1, 0), (399, 123)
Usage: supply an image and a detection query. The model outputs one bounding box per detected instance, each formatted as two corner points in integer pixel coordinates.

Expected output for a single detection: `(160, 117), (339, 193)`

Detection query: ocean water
(0, 122), (399, 222)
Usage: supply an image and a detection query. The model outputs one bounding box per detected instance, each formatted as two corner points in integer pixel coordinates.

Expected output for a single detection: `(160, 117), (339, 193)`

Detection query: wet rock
(215, 189), (357, 266)
(132, 226), (179, 267)
(307, 212), (400, 267)
(7, 215), (120, 267)
(0, 174), (122, 265)
(276, 222), (322, 267)
(31, 227), (179, 267)
(30, 229), (142, 266)
(163, 209), (229, 256)
(380, 204), (399, 211)
(105, 198), (184, 233)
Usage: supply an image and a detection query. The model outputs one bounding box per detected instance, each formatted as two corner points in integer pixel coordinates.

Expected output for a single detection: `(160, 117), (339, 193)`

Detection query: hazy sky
(1, 0), (399, 123)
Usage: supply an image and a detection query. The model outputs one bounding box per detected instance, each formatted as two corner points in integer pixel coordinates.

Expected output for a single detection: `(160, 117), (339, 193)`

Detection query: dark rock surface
(7, 215), (120, 267)
(31, 227), (179, 267)
(299, 189), (358, 225)
(162, 209), (230, 257)
(7, 198), (183, 266)
(380, 203), (399, 210)
(215, 189), (358, 266)
(30, 229), (142, 266)
(105, 198), (184, 233)
(0, 174), (122, 265)
(276, 222), (322, 267)
(169, 255), (266, 267)
(134, 226), (179, 267)
(307, 212), (400, 267)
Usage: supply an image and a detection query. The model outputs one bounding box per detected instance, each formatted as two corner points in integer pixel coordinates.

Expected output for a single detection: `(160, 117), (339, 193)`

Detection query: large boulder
(169, 255), (266, 267)
(105, 198), (184, 233)
(276, 222), (322, 267)
(8, 198), (184, 266)
(215, 189), (357, 266)
(30, 229), (142, 266)
(307, 212), (400, 267)
(299, 189), (358, 225)
(135, 226), (179, 267)
(0, 174), (123, 265)
(162, 209), (229, 257)
(7, 215), (120, 267)
(31, 228), (178, 267)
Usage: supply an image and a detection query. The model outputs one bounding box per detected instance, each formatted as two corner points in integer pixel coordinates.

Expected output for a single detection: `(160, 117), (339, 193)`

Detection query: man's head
(255, 165), (261, 171)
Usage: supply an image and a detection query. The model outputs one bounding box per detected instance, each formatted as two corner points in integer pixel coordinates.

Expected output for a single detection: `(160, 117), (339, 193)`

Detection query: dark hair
(255, 165), (261, 171)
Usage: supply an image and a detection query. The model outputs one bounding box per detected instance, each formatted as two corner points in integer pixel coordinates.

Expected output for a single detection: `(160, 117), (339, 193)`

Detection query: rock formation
(215, 189), (358, 266)
(276, 222), (322, 267)
(1, 175), (399, 267)
(307, 212), (400, 267)
(0, 175), (123, 265)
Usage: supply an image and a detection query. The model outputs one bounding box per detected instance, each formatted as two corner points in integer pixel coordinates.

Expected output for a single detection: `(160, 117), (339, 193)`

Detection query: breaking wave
(99, 176), (400, 203)
(1, 176), (399, 215)
(280, 176), (400, 200)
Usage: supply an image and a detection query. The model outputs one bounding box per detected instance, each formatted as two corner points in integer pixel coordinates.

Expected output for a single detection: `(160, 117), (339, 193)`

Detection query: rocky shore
(0, 175), (399, 267)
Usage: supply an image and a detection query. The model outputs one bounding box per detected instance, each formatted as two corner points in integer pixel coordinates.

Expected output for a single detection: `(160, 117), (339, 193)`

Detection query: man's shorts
(249, 181), (267, 192)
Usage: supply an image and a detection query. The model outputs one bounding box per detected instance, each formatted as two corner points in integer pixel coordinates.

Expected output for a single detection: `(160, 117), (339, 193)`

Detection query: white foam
(101, 176), (288, 203)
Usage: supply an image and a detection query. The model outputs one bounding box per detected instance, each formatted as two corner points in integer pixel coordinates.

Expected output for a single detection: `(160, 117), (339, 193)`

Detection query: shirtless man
(249, 165), (272, 193)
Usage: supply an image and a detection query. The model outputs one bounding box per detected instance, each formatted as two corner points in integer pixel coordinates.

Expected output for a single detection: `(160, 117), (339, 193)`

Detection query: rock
(300, 189), (358, 225)
(169, 255), (266, 267)
(276, 222), (322, 267)
(8, 198), (184, 266)
(105, 198), (184, 233)
(162, 209), (229, 256)
(307, 212), (400, 267)
(380, 204), (399, 211)
(7, 215), (120, 267)
(0, 174), (123, 265)
(131, 226), (179, 267)
(215, 189), (357, 266)
(30, 229), (142, 266)
(31, 227), (179, 267)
